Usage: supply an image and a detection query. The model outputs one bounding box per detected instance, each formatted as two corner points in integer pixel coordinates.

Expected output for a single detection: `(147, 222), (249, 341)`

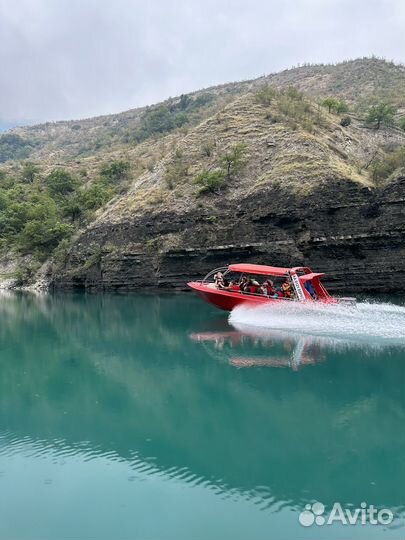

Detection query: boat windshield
(204, 270), (297, 300)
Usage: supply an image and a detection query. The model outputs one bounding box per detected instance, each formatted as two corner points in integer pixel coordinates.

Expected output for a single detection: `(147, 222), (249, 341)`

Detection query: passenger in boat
(281, 279), (293, 299)
(304, 280), (318, 299)
(261, 279), (279, 298)
(229, 281), (241, 291)
(248, 278), (260, 294)
(214, 272), (228, 289)
(239, 276), (249, 292)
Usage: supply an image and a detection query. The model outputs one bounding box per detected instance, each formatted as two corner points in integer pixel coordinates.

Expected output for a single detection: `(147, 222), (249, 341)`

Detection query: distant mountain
(0, 120), (21, 132)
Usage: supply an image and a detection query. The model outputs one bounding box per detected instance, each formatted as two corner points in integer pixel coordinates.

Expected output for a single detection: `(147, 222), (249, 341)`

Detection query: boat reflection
(190, 327), (326, 370)
(190, 314), (404, 371)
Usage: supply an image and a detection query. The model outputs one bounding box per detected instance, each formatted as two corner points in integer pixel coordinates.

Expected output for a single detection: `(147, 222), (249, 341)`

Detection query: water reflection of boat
(189, 327), (325, 370)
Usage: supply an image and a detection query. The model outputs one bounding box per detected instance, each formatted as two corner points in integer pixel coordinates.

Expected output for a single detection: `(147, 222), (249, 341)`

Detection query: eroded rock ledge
(51, 176), (405, 294)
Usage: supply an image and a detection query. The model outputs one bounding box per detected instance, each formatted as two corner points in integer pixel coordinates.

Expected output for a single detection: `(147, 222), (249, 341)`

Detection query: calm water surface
(0, 292), (404, 540)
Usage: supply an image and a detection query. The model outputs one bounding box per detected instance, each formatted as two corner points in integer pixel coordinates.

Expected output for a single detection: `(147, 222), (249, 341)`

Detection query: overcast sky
(0, 0), (404, 125)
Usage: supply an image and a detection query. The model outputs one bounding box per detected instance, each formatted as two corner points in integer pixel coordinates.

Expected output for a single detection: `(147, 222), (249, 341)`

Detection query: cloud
(0, 0), (403, 124)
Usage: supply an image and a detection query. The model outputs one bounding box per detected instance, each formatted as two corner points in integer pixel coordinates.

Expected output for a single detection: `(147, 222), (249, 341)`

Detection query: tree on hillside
(20, 219), (72, 253)
(46, 169), (78, 197)
(177, 94), (192, 111)
(80, 180), (115, 210)
(366, 103), (396, 129)
(100, 160), (130, 183)
(220, 144), (248, 179)
(0, 170), (13, 189)
(335, 100), (349, 115)
(1, 201), (29, 234)
(321, 98), (338, 113)
(21, 162), (40, 184)
(62, 199), (83, 223)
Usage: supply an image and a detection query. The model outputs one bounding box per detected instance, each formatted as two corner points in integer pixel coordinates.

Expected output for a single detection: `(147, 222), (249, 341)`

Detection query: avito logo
(298, 501), (394, 527)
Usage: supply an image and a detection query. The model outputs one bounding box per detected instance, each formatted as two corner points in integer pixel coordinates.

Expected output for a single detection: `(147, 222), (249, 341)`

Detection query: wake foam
(229, 300), (405, 343)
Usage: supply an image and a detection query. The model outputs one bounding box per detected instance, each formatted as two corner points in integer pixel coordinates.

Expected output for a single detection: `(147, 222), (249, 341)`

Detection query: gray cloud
(0, 0), (404, 124)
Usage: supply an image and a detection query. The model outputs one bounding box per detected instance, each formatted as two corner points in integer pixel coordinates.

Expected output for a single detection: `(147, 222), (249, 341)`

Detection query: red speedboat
(188, 263), (350, 311)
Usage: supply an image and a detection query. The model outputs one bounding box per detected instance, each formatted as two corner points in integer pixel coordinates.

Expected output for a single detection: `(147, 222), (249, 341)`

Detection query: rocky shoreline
(48, 176), (405, 295)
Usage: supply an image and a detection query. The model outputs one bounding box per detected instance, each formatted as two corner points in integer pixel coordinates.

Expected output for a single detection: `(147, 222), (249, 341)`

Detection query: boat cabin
(188, 263), (336, 311)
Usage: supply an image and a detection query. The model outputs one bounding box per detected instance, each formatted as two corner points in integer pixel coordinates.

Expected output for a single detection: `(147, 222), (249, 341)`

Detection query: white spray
(229, 300), (405, 343)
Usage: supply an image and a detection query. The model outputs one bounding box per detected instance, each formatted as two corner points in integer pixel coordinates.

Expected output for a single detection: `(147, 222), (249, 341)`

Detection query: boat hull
(187, 282), (281, 311)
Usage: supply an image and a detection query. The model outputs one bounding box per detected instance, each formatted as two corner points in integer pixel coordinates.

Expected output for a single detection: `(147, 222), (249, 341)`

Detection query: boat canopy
(298, 272), (325, 282)
(228, 263), (290, 277)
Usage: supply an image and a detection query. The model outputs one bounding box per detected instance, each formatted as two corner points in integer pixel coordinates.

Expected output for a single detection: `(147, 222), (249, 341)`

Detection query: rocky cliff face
(51, 88), (405, 294)
(51, 175), (405, 294)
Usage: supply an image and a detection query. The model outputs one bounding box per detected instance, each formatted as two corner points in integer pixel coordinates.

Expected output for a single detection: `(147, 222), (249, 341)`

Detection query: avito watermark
(299, 501), (394, 527)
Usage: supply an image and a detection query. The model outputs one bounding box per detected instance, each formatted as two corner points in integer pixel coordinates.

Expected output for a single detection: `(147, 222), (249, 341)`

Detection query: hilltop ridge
(2, 56), (404, 165)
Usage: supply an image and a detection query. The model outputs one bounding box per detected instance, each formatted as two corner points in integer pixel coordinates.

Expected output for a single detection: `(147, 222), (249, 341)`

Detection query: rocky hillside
(1, 57), (405, 293)
(2, 57), (404, 165)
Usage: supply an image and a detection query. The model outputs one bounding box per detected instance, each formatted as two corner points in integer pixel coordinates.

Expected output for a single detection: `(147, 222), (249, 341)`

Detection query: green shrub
(0, 170), (13, 189)
(130, 93), (215, 144)
(340, 116), (351, 127)
(164, 159), (189, 190)
(19, 219), (73, 254)
(335, 100), (349, 114)
(83, 245), (103, 269)
(194, 169), (225, 195)
(0, 133), (38, 163)
(201, 139), (215, 157)
(62, 199), (84, 222)
(188, 93), (214, 110)
(285, 86), (304, 100)
(80, 180), (115, 210)
(0, 163), (117, 261)
(1, 201), (30, 234)
(255, 85), (278, 106)
(20, 162), (40, 183)
(14, 262), (40, 286)
(277, 91), (313, 129)
(133, 106), (189, 143)
(100, 160), (130, 183)
(46, 169), (78, 197)
(219, 143), (248, 179)
(370, 146), (405, 183)
(321, 97), (339, 113)
(301, 118), (314, 133)
(53, 238), (72, 264)
(322, 98), (349, 115)
(366, 103), (396, 129)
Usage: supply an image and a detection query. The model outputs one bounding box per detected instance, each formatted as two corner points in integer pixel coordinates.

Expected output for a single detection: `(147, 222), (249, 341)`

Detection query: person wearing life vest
(239, 276), (249, 292)
(261, 279), (278, 298)
(281, 279), (293, 299)
(248, 278), (260, 294)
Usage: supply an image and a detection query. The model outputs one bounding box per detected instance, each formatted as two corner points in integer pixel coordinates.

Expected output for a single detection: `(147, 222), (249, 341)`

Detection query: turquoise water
(0, 292), (404, 540)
